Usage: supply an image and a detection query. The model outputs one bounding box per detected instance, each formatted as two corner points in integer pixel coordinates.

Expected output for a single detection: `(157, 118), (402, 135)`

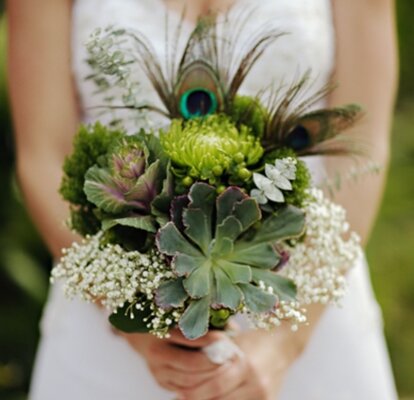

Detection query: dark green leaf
(109, 303), (151, 333)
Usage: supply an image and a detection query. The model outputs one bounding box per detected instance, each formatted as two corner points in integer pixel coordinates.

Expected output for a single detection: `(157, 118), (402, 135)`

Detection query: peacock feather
(86, 6), (364, 157)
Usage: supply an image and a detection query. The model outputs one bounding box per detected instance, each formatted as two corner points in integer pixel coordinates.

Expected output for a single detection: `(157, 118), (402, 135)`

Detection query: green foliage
(397, 2), (414, 102)
(59, 123), (124, 235)
(366, 103), (414, 397)
(229, 95), (267, 137)
(156, 183), (303, 339)
(160, 115), (264, 189)
(60, 123), (124, 206)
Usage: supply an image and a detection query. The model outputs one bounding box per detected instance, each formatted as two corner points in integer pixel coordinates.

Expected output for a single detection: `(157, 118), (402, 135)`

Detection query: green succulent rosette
(160, 115), (264, 190)
(155, 183), (305, 339)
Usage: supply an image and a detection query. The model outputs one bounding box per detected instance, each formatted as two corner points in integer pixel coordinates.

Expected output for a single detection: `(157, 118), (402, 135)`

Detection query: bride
(7, 0), (398, 399)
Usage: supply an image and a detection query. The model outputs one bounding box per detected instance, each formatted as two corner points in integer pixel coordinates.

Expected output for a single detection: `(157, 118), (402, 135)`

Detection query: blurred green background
(0, 2), (413, 400)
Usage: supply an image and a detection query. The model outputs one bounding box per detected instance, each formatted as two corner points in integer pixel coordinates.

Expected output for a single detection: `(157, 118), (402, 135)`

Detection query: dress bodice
(71, 0), (335, 130)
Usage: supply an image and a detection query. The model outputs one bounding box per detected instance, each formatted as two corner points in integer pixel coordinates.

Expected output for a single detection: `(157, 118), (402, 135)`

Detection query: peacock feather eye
(180, 88), (218, 119)
(285, 125), (311, 151)
(175, 60), (224, 120)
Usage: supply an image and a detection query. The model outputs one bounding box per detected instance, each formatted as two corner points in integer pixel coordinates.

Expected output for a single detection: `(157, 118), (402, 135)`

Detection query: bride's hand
(174, 327), (301, 400)
(122, 329), (233, 394)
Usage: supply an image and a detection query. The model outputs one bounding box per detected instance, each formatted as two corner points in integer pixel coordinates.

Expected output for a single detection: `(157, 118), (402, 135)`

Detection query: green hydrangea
(229, 95), (267, 137)
(60, 123), (124, 235)
(160, 115), (264, 189)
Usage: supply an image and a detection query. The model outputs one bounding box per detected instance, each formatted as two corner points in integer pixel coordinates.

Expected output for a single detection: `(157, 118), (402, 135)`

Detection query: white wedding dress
(29, 0), (398, 399)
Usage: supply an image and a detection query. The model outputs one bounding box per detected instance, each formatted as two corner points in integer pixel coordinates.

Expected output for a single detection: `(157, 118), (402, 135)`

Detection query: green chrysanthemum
(160, 115), (264, 188)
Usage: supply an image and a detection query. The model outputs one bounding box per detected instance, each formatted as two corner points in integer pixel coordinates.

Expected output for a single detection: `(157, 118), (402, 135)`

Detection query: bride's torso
(71, 0), (335, 131)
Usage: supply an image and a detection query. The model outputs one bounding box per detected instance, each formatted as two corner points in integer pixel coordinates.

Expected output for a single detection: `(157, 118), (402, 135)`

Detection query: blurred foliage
(366, 101), (414, 398)
(0, 1), (413, 399)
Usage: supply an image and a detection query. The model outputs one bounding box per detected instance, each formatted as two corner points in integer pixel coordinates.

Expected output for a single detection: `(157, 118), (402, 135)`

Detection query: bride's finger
(179, 357), (247, 400)
(156, 364), (229, 391)
(167, 328), (227, 348)
(149, 342), (219, 373)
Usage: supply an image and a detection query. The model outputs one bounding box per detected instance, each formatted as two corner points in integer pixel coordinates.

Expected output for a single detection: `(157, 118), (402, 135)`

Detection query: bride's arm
(7, 0), (80, 258)
(326, 0), (398, 244)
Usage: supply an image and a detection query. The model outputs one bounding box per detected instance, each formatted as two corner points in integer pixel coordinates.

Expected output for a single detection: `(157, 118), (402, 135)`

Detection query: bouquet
(52, 11), (362, 342)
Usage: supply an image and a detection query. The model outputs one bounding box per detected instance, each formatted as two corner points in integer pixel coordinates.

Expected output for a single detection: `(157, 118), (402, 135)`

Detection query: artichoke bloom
(161, 115), (264, 185)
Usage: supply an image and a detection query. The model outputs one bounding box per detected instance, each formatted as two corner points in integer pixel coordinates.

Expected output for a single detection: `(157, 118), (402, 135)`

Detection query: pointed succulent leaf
(232, 198), (262, 230)
(84, 166), (144, 213)
(179, 297), (210, 340)
(216, 187), (246, 225)
(155, 278), (188, 310)
(251, 206), (305, 244)
(187, 182), (216, 218)
(238, 283), (277, 313)
(172, 253), (203, 276)
(210, 237), (234, 257)
(157, 222), (203, 257)
(183, 208), (211, 254)
(183, 263), (211, 298)
(218, 260), (252, 284)
(230, 242), (280, 269)
(251, 269), (296, 302)
(215, 216), (243, 244)
(212, 268), (243, 310)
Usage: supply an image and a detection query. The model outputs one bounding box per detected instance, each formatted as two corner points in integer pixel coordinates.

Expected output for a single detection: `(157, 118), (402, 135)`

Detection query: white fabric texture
(29, 0), (398, 399)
